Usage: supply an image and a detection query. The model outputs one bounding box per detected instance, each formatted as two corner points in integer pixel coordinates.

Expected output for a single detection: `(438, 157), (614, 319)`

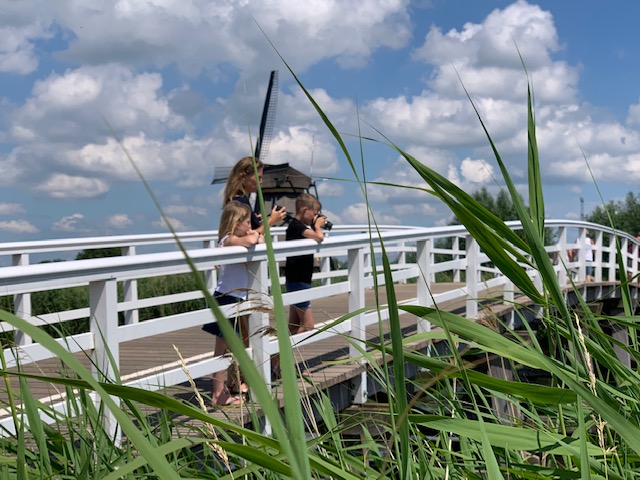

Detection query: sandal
(228, 382), (249, 395)
(213, 393), (244, 407)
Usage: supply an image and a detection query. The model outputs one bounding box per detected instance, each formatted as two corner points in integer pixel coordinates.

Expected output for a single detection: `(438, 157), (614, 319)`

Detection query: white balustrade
(0, 219), (637, 436)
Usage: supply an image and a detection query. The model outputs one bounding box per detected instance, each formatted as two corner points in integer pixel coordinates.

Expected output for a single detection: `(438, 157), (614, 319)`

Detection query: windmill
(211, 70), (316, 212)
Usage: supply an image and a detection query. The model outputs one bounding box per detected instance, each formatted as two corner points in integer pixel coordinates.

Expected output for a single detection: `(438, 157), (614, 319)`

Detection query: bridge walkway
(0, 280), (623, 435)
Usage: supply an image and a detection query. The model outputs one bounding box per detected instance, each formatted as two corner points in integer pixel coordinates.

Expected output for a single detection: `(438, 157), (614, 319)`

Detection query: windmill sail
(211, 70), (279, 184)
(254, 70), (278, 161)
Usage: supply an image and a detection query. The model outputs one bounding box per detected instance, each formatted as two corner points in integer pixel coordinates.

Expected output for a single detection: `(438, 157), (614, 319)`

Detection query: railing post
(608, 234), (617, 282)
(89, 278), (120, 442)
(247, 258), (272, 434)
(452, 236), (461, 283)
(465, 235), (479, 319)
(348, 247), (367, 405)
(320, 256), (331, 286)
(556, 227), (568, 288)
(594, 231), (603, 282)
(12, 253), (32, 346)
(247, 259), (271, 383)
(398, 241), (407, 284)
(503, 279), (515, 329)
(203, 239), (217, 293)
(416, 239), (433, 335)
(121, 246), (139, 325)
(627, 240), (640, 277)
(577, 228), (586, 282)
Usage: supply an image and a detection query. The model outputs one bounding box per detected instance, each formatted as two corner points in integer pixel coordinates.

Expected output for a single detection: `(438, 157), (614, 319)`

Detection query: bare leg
(211, 336), (228, 405)
(288, 305), (302, 335)
(297, 307), (315, 333)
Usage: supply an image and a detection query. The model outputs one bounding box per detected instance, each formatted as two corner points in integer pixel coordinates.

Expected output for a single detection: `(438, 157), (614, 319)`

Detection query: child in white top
(205, 200), (263, 406)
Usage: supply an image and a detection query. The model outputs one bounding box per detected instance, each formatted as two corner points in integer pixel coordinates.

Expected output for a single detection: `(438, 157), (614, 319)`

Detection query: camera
(275, 205), (293, 223)
(318, 215), (333, 231)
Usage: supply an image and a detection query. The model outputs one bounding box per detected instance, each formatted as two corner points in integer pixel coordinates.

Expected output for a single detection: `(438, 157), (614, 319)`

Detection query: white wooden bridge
(0, 220), (638, 437)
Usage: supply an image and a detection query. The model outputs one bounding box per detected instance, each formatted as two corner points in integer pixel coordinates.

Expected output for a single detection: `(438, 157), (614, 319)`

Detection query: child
(284, 193), (326, 335)
(203, 200), (263, 406)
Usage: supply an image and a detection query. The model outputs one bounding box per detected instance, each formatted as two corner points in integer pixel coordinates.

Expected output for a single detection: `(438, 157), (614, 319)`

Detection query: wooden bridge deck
(1, 280), (623, 434)
(0, 283), (467, 423)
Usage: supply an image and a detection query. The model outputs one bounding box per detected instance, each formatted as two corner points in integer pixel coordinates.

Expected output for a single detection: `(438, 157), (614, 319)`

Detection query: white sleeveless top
(215, 235), (248, 300)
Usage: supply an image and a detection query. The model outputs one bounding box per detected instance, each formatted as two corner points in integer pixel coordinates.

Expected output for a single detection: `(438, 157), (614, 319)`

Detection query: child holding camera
(284, 193), (326, 335)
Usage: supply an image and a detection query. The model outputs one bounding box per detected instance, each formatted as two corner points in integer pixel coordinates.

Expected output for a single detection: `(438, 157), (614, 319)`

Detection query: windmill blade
(211, 166), (233, 185)
(254, 70), (279, 161)
(211, 70), (279, 185)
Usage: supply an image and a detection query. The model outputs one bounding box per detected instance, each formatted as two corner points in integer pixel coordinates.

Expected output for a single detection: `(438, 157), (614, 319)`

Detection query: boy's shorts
(286, 281), (312, 309)
(202, 292), (243, 337)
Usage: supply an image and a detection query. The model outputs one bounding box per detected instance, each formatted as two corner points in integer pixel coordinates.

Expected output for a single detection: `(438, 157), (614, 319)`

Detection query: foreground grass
(0, 69), (639, 479)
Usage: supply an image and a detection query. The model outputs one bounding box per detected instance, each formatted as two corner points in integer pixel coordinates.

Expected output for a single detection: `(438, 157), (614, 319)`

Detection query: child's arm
(225, 230), (263, 247)
(302, 216), (325, 243)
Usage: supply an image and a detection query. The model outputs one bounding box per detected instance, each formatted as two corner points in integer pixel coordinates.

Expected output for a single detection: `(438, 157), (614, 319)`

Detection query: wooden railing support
(465, 235), (479, 319)
(89, 278), (120, 442)
(348, 247), (367, 405)
(122, 246), (139, 325)
(12, 253), (32, 346)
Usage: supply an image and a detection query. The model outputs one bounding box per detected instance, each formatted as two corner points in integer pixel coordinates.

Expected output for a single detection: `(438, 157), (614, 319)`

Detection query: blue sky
(2, 0), (640, 240)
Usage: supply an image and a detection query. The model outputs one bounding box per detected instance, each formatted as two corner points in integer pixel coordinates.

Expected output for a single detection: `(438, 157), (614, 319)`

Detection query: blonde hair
(223, 156), (264, 203)
(219, 201), (252, 238)
(295, 193), (321, 213)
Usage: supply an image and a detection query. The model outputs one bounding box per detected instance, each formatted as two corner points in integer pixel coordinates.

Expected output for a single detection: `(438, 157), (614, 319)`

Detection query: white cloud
(152, 216), (188, 231)
(0, 203), (25, 215)
(163, 205), (207, 217)
(34, 174), (109, 199)
(459, 158), (494, 183)
(54, 0), (412, 74)
(340, 203), (401, 225)
(52, 213), (88, 232)
(0, 1), (55, 74)
(13, 65), (184, 144)
(107, 214), (133, 229)
(316, 181), (344, 198)
(0, 219), (38, 234)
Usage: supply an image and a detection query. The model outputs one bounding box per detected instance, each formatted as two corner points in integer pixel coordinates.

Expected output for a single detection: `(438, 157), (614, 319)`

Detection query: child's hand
(247, 229), (262, 244)
(314, 215), (326, 230)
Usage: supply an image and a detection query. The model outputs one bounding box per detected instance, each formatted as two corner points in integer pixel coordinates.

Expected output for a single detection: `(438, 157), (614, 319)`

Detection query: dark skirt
(202, 292), (243, 337)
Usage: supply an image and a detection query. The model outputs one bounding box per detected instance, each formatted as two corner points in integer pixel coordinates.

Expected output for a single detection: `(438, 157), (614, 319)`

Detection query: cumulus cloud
(152, 216), (188, 231)
(459, 158), (494, 183)
(0, 203), (25, 215)
(340, 203), (401, 225)
(53, 213), (89, 232)
(55, 0), (412, 74)
(163, 204), (208, 219)
(316, 181), (344, 198)
(107, 214), (133, 229)
(34, 174), (109, 199)
(0, 219), (38, 234)
(12, 65), (184, 144)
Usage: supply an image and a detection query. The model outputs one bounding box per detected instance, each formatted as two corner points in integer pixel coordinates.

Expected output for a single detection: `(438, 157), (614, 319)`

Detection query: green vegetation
(0, 273), (205, 343)
(587, 191), (640, 236)
(0, 66), (638, 478)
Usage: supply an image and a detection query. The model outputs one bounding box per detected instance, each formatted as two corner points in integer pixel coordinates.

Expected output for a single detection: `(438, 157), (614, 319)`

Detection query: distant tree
(75, 247), (122, 260)
(451, 187), (520, 224)
(587, 192), (640, 237)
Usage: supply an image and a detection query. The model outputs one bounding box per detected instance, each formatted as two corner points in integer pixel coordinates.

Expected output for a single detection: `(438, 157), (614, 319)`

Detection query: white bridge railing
(0, 220), (638, 436)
